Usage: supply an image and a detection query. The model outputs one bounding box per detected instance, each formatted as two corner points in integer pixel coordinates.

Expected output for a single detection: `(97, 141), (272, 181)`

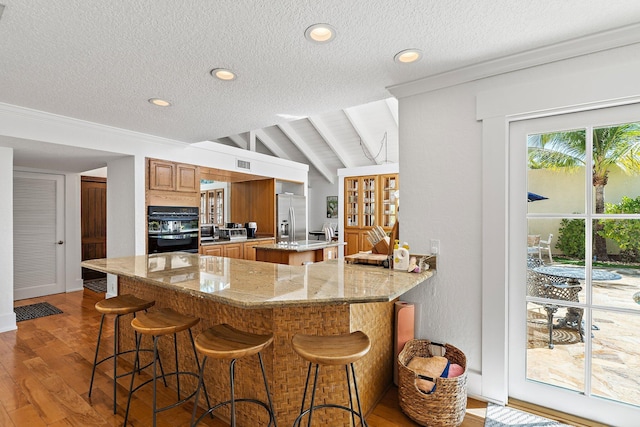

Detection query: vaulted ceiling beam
(307, 116), (354, 169)
(254, 129), (291, 160)
(228, 134), (248, 150)
(343, 107), (383, 165)
(277, 122), (335, 184)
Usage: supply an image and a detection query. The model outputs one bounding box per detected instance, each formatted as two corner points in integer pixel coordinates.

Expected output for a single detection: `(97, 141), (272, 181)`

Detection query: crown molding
(0, 102), (187, 148)
(388, 22), (640, 99)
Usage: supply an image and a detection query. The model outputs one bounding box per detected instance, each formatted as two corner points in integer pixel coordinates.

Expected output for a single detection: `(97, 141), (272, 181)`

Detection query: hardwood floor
(4, 290), (487, 426)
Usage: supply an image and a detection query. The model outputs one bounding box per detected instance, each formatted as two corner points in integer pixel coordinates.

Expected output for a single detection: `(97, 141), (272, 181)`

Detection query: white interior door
(13, 171), (65, 300)
(508, 103), (640, 426)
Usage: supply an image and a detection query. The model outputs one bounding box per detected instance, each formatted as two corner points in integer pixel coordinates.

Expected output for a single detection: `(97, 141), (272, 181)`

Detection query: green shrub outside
(556, 218), (585, 259)
(600, 196), (640, 262)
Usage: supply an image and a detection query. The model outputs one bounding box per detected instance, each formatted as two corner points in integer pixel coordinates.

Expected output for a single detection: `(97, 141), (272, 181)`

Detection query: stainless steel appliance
(200, 223), (219, 242)
(277, 194), (306, 243)
(218, 227), (247, 241)
(148, 206), (199, 253)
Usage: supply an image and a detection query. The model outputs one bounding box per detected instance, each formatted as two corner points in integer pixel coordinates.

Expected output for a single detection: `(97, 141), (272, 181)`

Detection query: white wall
(0, 147), (16, 332)
(391, 40), (640, 409)
(308, 174), (339, 232)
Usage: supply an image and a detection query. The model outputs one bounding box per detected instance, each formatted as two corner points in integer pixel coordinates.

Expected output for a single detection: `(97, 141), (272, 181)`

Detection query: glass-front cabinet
(345, 176), (378, 228)
(343, 173), (399, 255)
(381, 174), (398, 228)
(200, 189), (224, 225)
(362, 176), (377, 227)
(208, 189), (224, 225)
(345, 177), (359, 227)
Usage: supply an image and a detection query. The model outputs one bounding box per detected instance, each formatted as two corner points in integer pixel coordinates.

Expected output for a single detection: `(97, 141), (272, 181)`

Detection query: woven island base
(118, 276), (395, 425)
(398, 339), (468, 427)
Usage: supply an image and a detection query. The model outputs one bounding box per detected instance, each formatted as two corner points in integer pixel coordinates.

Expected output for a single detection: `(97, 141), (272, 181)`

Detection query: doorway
(508, 104), (640, 425)
(13, 171), (65, 300)
(81, 176), (107, 280)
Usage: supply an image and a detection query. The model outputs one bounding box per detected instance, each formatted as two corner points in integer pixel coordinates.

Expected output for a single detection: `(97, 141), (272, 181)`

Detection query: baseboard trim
(0, 311), (17, 333)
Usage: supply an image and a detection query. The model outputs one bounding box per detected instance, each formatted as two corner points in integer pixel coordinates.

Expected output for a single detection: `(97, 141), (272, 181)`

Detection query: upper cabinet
(148, 159), (176, 191)
(146, 158), (200, 208)
(176, 163), (199, 192)
(200, 188), (224, 225)
(148, 159), (199, 193)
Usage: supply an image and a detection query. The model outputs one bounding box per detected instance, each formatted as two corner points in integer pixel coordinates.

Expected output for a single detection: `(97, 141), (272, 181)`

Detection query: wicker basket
(398, 339), (467, 427)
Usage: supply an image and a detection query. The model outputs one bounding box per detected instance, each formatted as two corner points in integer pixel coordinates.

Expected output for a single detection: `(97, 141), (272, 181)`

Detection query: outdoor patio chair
(526, 265), (582, 349)
(528, 233), (554, 262)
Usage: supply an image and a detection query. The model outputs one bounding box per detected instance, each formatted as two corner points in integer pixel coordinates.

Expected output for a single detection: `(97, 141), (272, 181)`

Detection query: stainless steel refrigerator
(277, 194), (307, 243)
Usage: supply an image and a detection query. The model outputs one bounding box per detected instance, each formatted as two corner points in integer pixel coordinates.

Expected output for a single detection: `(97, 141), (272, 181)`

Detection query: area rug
(484, 403), (570, 426)
(14, 302), (63, 322)
(83, 278), (107, 293)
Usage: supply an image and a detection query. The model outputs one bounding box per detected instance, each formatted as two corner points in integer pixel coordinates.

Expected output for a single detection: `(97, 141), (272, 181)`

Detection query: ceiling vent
(236, 159), (251, 170)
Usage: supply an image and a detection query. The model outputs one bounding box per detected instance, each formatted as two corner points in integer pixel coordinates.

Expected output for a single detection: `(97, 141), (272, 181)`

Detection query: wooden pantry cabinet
(343, 173), (398, 255)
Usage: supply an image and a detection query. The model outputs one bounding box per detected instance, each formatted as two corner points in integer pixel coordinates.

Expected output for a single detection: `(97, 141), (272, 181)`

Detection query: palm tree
(528, 123), (640, 260)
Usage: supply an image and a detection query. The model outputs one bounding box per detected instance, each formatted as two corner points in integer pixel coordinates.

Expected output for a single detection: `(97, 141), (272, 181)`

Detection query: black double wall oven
(148, 206), (199, 254)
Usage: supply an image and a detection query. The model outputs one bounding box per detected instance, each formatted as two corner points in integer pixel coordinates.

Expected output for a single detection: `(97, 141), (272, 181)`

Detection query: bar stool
(123, 307), (210, 427)
(292, 331), (371, 426)
(88, 294), (156, 414)
(191, 323), (277, 427)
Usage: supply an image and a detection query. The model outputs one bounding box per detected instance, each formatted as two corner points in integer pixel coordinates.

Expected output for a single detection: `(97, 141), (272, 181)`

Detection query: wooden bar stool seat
(88, 294), (156, 414)
(124, 308), (210, 427)
(292, 331), (371, 426)
(191, 324), (277, 427)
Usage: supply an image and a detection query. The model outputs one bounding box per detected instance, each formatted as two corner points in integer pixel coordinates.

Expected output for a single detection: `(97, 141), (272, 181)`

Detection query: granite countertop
(200, 236), (274, 246)
(255, 240), (345, 252)
(81, 253), (434, 309)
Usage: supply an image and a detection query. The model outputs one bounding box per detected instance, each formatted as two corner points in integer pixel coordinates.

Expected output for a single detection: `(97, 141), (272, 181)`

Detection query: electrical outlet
(430, 239), (440, 255)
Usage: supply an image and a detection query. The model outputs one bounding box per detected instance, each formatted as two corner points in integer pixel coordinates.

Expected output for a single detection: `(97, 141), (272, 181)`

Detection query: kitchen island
(82, 253), (434, 425)
(255, 239), (345, 265)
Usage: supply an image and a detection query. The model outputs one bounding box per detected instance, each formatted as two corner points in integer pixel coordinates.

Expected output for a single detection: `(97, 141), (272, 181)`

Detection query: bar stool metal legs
(190, 324), (277, 427)
(88, 295), (156, 414)
(123, 308), (210, 427)
(292, 331), (371, 426)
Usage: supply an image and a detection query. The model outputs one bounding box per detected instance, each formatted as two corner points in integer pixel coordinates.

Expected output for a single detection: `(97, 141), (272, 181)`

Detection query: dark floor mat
(83, 278), (107, 293)
(14, 302), (63, 322)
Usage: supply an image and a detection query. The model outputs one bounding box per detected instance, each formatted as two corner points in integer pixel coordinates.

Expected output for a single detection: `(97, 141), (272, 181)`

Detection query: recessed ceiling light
(304, 23), (336, 43)
(211, 68), (237, 81)
(394, 49), (423, 64)
(148, 98), (171, 107)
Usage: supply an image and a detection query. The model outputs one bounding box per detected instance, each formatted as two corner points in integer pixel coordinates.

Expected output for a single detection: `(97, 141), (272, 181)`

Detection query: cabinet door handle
(57, 241), (64, 245)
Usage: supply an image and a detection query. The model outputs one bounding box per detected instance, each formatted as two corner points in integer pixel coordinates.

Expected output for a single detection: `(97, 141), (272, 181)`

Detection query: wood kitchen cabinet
(343, 173), (398, 255)
(148, 158), (199, 193)
(149, 159), (176, 191)
(200, 245), (223, 257)
(380, 174), (399, 228)
(344, 230), (373, 255)
(244, 239), (275, 261)
(223, 242), (244, 259)
(200, 239), (275, 260)
(176, 163), (199, 192)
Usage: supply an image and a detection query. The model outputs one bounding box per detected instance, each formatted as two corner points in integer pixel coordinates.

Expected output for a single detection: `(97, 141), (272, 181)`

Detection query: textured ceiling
(1, 1), (640, 179)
